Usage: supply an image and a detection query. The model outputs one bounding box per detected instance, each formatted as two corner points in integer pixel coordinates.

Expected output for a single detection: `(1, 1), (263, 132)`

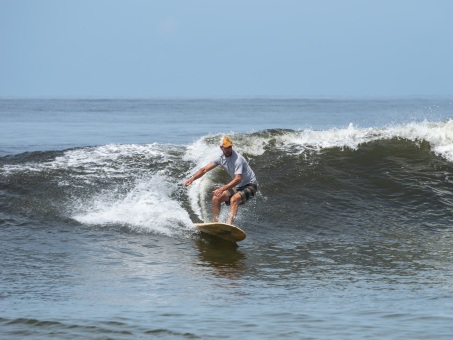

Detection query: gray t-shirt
(212, 150), (257, 188)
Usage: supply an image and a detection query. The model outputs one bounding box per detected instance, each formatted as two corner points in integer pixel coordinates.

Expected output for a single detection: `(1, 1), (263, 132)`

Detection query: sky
(1, 0), (452, 98)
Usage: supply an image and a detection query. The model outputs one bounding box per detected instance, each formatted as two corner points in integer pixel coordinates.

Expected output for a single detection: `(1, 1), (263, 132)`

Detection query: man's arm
(184, 162), (216, 187)
(213, 174), (242, 197)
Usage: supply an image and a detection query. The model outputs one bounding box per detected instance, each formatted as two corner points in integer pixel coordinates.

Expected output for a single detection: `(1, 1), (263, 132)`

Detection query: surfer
(184, 136), (258, 225)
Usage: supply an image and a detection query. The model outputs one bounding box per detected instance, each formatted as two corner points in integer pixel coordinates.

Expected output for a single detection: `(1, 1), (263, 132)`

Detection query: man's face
(221, 145), (233, 157)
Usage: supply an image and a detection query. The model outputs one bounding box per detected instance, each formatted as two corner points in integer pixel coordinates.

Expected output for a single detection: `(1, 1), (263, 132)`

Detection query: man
(184, 136), (258, 225)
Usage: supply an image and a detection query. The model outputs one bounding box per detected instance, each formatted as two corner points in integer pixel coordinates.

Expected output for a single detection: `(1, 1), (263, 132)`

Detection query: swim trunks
(225, 183), (258, 206)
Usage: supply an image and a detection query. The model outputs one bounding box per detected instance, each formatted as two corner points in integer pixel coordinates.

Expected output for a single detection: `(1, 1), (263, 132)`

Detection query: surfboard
(195, 222), (246, 243)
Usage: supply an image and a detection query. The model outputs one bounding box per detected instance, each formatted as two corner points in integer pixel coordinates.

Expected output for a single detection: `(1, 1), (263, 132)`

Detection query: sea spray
(72, 174), (193, 236)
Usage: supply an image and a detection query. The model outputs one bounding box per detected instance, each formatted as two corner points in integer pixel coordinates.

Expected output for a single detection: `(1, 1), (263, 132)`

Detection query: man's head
(220, 136), (233, 157)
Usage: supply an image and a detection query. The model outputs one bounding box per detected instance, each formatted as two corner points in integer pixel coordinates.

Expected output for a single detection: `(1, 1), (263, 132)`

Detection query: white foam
(2, 143), (172, 178)
(183, 135), (222, 220)
(386, 120), (453, 162)
(72, 174), (194, 236)
(236, 120), (453, 162)
(52, 143), (172, 179)
(275, 123), (372, 152)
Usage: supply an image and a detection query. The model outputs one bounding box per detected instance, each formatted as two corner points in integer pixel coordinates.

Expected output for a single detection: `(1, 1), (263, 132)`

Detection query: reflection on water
(193, 235), (247, 280)
(189, 224), (453, 291)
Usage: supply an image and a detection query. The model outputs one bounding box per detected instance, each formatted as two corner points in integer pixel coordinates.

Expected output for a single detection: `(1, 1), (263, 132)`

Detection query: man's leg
(212, 191), (230, 222)
(226, 193), (242, 225)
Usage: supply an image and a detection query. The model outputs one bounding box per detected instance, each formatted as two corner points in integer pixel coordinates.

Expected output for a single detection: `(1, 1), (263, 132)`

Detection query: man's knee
(212, 192), (228, 204)
(230, 193), (242, 206)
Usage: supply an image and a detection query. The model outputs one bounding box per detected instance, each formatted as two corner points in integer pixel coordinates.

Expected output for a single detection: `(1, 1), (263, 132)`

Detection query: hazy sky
(1, 0), (452, 97)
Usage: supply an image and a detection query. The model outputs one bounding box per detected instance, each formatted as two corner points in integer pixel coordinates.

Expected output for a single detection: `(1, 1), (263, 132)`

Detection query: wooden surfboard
(195, 222), (246, 243)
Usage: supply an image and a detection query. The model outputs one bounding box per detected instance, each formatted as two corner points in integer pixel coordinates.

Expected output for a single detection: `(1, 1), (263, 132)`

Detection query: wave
(223, 119), (453, 161)
(1, 120), (453, 239)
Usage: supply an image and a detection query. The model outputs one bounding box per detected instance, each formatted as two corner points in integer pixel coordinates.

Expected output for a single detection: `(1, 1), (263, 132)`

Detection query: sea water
(1, 97), (453, 338)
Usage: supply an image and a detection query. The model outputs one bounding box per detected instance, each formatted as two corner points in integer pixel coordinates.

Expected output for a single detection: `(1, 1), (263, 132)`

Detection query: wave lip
(238, 120), (453, 162)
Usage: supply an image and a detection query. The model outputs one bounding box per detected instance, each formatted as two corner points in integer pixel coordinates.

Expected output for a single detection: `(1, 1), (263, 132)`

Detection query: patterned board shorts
(225, 183), (258, 206)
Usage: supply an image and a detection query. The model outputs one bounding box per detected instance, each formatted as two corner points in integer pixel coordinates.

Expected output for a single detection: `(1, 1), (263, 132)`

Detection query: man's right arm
(184, 162), (216, 187)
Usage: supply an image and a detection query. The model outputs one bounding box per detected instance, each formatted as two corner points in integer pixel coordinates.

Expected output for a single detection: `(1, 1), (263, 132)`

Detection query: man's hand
(213, 187), (225, 197)
(213, 174), (241, 197)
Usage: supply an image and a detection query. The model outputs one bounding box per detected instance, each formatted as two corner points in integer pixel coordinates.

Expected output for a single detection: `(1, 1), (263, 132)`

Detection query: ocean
(1, 97), (453, 339)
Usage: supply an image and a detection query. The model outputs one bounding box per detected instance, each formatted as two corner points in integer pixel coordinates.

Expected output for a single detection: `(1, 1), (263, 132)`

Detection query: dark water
(1, 98), (453, 338)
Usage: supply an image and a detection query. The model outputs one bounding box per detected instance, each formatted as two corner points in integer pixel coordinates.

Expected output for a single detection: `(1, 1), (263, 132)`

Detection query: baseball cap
(220, 136), (233, 148)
